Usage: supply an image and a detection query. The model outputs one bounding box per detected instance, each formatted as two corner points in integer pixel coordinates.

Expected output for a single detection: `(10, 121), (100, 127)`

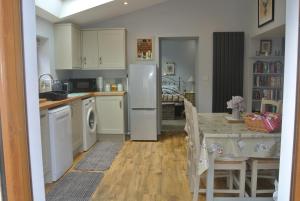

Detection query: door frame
(0, 0), (33, 200)
(291, 2), (300, 200)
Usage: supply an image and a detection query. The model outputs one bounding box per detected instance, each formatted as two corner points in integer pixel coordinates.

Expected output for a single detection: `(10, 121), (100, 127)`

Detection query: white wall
(278, 0), (299, 200)
(82, 0), (252, 112)
(36, 16), (69, 80)
(22, 1), (46, 201)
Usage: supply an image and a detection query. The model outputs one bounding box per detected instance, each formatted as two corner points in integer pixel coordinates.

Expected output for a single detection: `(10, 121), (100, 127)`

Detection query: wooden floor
(91, 133), (204, 201)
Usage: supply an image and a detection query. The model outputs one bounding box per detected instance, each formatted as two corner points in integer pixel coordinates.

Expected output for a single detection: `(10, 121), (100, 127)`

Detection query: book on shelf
(252, 59), (284, 112)
(253, 61), (283, 74)
(252, 89), (282, 101)
(253, 75), (282, 88)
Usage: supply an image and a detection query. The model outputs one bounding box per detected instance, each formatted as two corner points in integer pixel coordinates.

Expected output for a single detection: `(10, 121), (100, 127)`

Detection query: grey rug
(75, 137), (123, 171)
(46, 172), (103, 201)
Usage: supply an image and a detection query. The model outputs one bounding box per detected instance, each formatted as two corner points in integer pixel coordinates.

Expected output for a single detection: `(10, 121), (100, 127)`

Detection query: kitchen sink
(39, 91), (68, 101)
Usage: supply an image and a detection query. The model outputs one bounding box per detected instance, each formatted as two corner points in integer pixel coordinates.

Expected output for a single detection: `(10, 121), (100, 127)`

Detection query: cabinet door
(72, 26), (82, 68)
(70, 100), (83, 155)
(81, 30), (99, 69)
(40, 110), (51, 183)
(98, 29), (126, 69)
(96, 96), (124, 134)
(54, 24), (72, 69)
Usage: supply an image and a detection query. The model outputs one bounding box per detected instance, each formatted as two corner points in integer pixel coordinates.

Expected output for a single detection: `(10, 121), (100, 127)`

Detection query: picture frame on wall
(165, 62), (175, 75)
(260, 40), (272, 55)
(137, 38), (154, 60)
(258, 0), (275, 27)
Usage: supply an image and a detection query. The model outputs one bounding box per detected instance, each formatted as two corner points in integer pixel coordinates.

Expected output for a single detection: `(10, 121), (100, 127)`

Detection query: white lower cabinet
(40, 110), (51, 183)
(70, 100), (83, 156)
(96, 96), (125, 134)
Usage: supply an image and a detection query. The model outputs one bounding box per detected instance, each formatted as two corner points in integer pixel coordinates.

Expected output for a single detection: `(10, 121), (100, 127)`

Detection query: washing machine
(82, 97), (97, 151)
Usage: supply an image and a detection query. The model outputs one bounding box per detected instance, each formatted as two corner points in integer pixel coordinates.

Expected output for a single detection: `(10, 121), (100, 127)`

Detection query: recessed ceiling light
(123, 2), (128, 5)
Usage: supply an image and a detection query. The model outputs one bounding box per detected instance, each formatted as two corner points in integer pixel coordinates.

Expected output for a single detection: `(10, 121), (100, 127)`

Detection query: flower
(227, 96), (245, 112)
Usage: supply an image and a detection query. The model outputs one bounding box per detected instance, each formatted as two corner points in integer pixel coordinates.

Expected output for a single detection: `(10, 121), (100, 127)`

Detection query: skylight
(35, 0), (114, 19)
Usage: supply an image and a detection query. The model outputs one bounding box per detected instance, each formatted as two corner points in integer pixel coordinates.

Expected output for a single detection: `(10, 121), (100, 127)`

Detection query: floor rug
(75, 137), (123, 171)
(46, 172), (103, 201)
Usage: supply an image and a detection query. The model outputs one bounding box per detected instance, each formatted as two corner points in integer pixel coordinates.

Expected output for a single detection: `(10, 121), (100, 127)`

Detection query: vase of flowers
(227, 96), (245, 120)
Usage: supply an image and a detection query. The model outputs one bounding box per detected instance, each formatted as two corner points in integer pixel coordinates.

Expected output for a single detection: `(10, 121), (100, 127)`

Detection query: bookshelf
(252, 60), (284, 112)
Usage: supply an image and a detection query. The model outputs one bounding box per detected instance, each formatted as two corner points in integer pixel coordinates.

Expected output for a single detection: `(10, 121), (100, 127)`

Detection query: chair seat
(216, 156), (248, 163)
(248, 158), (279, 164)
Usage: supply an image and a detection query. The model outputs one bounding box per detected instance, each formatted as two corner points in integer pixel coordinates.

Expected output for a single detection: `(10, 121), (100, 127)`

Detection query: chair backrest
(184, 99), (193, 136)
(260, 98), (283, 114)
(191, 106), (201, 162)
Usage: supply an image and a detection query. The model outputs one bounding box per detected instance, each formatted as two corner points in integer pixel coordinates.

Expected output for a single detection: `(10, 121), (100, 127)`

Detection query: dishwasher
(48, 105), (73, 181)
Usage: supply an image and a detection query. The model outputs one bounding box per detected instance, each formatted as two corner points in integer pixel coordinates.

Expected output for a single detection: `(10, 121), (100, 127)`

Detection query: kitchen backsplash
(70, 70), (127, 79)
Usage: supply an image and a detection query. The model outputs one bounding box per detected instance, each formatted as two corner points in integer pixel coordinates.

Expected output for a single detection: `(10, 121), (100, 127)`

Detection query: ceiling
(36, 0), (170, 25)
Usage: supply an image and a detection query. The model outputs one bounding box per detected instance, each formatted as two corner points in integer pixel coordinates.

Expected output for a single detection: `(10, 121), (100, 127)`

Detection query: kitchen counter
(40, 91), (127, 110)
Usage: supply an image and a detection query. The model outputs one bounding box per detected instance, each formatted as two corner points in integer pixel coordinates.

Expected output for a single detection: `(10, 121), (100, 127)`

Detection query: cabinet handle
(99, 57), (102, 65)
(84, 57), (87, 65)
(119, 101), (122, 109)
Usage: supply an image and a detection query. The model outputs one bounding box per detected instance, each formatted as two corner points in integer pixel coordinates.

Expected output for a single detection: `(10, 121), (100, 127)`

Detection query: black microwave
(69, 79), (97, 93)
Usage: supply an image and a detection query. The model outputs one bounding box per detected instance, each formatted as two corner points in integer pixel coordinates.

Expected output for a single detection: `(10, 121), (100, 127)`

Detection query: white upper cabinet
(81, 28), (126, 70)
(81, 30), (99, 69)
(55, 26), (126, 70)
(98, 29), (126, 69)
(54, 23), (81, 70)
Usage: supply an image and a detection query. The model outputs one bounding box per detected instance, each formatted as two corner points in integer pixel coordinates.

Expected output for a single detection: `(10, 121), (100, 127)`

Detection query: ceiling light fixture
(123, 2), (128, 5)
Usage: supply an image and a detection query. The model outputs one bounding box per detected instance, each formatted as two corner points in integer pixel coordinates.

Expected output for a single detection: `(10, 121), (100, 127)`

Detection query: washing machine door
(87, 108), (97, 133)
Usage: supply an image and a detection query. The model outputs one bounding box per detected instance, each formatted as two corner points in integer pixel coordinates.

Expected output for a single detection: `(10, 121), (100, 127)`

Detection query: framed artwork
(258, 0), (274, 27)
(260, 40), (272, 55)
(165, 63), (175, 75)
(137, 38), (154, 60)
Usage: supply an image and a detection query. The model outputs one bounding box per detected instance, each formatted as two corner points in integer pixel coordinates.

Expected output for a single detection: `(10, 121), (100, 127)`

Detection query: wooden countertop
(40, 91), (126, 110)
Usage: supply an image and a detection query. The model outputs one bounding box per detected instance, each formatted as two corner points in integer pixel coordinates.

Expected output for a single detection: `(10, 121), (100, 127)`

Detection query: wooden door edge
(291, 5), (300, 201)
(0, 0), (33, 200)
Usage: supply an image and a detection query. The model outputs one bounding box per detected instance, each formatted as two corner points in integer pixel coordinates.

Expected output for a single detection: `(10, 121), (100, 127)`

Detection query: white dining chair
(245, 99), (281, 197)
(246, 158), (279, 197)
(189, 106), (247, 201)
(184, 99), (195, 189)
(260, 98), (282, 114)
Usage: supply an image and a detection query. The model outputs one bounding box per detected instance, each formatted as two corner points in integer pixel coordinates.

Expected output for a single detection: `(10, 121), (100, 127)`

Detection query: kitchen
(0, 0), (299, 201)
(37, 16), (161, 199)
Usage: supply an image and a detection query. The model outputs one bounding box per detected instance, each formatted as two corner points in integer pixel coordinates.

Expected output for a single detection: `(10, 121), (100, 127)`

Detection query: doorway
(159, 37), (198, 133)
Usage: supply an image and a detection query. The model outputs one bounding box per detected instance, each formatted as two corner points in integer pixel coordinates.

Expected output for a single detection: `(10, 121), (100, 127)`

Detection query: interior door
(0, 0), (33, 199)
(81, 30), (99, 69)
(98, 29), (126, 69)
(291, 10), (300, 201)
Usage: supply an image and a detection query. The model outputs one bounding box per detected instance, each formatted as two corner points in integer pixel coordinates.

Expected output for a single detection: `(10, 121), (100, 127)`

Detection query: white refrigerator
(129, 64), (160, 141)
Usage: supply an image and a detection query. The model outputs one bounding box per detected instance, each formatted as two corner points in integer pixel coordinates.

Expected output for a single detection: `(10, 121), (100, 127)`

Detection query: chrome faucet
(39, 73), (54, 92)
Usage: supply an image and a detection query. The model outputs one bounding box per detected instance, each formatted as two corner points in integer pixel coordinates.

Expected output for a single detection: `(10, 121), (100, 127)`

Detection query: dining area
(184, 99), (281, 201)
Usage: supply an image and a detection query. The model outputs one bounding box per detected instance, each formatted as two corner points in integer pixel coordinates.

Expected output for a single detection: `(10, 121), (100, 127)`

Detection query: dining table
(197, 113), (281, 201)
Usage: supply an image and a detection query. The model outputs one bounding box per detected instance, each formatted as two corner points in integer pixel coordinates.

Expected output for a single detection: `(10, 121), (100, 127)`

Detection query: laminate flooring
(91, 133), (204, 201)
